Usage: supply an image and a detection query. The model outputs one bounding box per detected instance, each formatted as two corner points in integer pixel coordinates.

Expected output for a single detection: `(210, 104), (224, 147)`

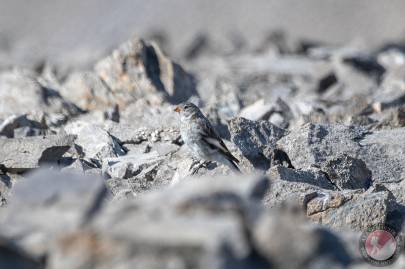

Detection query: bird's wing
(199, 119), (240, 164)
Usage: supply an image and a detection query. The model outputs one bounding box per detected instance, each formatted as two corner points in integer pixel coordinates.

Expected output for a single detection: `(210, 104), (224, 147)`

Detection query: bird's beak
(174, 106), (181, 113)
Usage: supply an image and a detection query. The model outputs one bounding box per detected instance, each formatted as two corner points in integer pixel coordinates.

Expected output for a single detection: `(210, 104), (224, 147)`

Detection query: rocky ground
(1, 33), (405, 268)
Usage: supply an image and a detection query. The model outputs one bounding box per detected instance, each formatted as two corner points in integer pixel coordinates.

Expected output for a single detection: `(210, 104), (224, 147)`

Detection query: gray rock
(105, 177), (136, 200)
(278, 124), (405, 183)
(0, 174), (10, 206)
(61, 71), (115, 111)
(306, 189), (396, 231)
(120, 98), (180, 128)
(0, 69), (81, 120)
(238, 98), (293, 128)
(384, 180), (405, 207)
(321, 154), (371, 190)
(0, 168), (358, 268)
(48, 175), (270, 269)
(231, 54), (331, 78)
(269, 165), (335, 190)
(373, 64), (405, 111)
(171, 145), (240, 182)
(253, 209), (352, 268)
(238, 99), (274, 121)
(102, 151), (165, 179)
(139, 174), (270, 209)
(263, 166), (326, 208)
(377, 49), (405, 71)
(0, 168), (108, 258)
(0, 114), (45, 138)
(13, 126), (46, 138)
(65, 121), (125, 164)
(358, 128), (405, 183)
(229, 117), (286, 170)
(102, 141), (185, 196)
(376, 106), (405, 128)
(104, 121), (180, 146)
(95, 37), (197, 106)
(60, 158), (101, 176)
(277, 123), (366, 169)
(0, 134), (75, 173)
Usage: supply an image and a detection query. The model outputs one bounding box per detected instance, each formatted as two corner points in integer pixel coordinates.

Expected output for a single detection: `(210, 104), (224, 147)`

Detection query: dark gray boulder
(277, 123), (366, 169)
(278, 123), (405, 184)
(229, 117), (286, 170)
(321, 154), (372, 190)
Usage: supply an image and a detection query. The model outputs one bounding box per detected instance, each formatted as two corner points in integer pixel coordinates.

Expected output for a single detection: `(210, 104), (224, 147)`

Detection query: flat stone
(269, 165), (335, 190)
(238, 99), (273, 121)
(0, 134), (75, 173)
(307, 189), (395, 231)
(102, 151), (164, 179)
(65, 121), (125, 164)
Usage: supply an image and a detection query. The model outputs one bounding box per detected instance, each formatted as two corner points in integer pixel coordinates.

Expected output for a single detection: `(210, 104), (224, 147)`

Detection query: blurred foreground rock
(0, 169), (358, 269)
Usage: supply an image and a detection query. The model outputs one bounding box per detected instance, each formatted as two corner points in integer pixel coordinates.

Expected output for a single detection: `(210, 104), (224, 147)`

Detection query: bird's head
(174, 102), (201, 121)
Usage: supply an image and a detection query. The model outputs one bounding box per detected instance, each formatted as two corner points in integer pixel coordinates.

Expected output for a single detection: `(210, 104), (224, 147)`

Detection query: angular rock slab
(269, 165), (335, 190)
(102, 151), (165, 179)
(104, 121), (179, 145)
(95, 37), (197, 106)
(306, 189), (396, 231)
(321, 154), (371, 190)
(278, 123), (405, 183)
(263, 165), (335, 209)
(0, 134), (75, 173)
(229, 117), (286, 170)
(277, 123), (365, 169)
(359, 128), (405, 183)
(65, 121), (125, 164)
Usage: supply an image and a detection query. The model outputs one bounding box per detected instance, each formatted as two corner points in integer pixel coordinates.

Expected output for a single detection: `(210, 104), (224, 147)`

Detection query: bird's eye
(184, 105), (190, 109)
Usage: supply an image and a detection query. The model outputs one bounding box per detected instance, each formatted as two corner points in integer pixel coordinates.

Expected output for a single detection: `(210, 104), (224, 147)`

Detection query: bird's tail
(227, 158), (241, 173)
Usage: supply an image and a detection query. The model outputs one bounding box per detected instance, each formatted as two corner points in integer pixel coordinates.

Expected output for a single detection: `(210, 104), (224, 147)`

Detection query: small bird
(174, 102), (240, 172)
